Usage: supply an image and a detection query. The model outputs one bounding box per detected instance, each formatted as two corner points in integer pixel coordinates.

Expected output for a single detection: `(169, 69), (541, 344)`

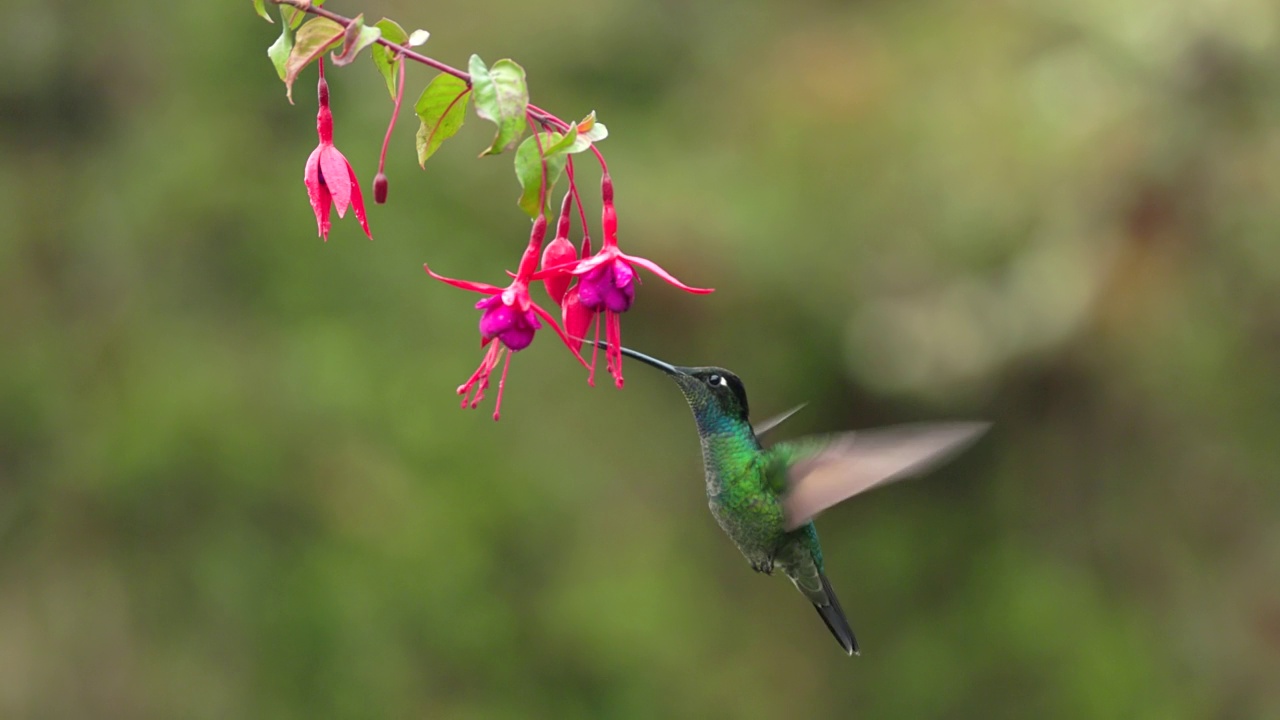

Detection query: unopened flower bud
(373, 172), (389, 204)
(555, 192), (573, 239)
(540, 236), (577, 305)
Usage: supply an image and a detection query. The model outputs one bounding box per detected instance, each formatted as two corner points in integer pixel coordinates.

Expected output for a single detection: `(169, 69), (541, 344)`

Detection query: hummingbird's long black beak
(600, 343), (685, 376)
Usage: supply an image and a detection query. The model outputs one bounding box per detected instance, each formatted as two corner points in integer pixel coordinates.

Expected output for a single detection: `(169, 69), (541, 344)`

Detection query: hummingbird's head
(671, 366), (750, 421)
(614, 346), (751, 423)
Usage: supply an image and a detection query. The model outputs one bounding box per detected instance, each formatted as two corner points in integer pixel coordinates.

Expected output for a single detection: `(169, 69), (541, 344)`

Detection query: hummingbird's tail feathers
(814, 572), (859, 656)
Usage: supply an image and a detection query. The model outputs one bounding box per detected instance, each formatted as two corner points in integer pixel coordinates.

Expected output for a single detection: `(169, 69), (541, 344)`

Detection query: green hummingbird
(617, 346), (987, 656)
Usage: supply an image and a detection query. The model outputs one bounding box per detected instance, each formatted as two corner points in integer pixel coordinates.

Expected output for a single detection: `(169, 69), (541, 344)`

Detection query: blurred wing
(782, 422), (989, 530)
(753, 403), (807, 439)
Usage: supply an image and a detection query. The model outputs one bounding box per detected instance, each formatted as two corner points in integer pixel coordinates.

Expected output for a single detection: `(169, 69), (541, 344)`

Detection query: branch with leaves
(252, 0), (712, 419)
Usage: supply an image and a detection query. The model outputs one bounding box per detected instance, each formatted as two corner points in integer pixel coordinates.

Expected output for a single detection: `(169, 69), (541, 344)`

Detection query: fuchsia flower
(425, 215), (587, 419)
(304, 60), (372, 241)
(536, 174), (712, 386)
(476, 293), (541, 350)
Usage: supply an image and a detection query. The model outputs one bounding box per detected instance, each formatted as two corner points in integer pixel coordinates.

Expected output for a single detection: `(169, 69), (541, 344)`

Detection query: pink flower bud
(540, 236), (577, 305)
(373, 172), (388, 204)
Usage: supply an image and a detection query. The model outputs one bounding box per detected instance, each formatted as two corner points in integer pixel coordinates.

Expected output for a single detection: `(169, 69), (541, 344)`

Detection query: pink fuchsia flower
(424, 218), (587, 419)
(304, 60), (371, 241)
(536, 174), (712, 387)
(577, 257), (636, 313)
(476, 293), (541, 350)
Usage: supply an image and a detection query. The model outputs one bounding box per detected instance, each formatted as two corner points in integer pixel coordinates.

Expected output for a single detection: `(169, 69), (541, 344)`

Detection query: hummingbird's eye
(708, 373), (726, 387)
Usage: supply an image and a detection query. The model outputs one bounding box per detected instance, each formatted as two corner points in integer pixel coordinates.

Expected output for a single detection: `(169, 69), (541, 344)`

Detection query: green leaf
(468, 55), (529, 156)
(371, 19), (407, 98)
(283, 17), (344, 102)
(514, 129), (577, 217)
(408, 29), (430, 47)
(567, 113), (608, 154)
(252, 0), (272, 23)
(330, 13), (381, 67)
(281, 0), (325, 29)
(374, 18), (408, 44)
(543, 129), (578, 156)
(415, 74), (471, 167)
(267, 7), (295, 81)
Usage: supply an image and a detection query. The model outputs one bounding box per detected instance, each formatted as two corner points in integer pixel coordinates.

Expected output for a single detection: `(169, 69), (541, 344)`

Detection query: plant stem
(377, 58), (405, 175)
(269, 0), (608, 174)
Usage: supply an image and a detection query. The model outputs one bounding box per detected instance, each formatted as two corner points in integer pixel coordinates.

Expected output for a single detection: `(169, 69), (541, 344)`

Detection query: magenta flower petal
(613, 259), (635, 288)
(478, 301), (516, 339)
(424, 264), (504, 294)
(478, 299), (542, 351)
(560, 286), (594, 350)
(577, 264), (605, 310)
(346, 161), (372, 239)
(320, 146), (353, 217)
(622, 253), (714, 294)
(304, 145), (323, 189)
(304, 146), (332, 240)
(579, 259), (636, 314)
(500, 322), (538, 351)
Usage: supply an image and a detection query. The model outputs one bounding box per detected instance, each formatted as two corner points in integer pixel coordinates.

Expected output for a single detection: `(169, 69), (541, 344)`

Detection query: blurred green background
(3, 0), (1280, 717)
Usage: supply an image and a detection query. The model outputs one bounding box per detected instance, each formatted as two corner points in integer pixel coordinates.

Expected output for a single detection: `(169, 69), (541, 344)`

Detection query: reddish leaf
(283, 17), (344, 103)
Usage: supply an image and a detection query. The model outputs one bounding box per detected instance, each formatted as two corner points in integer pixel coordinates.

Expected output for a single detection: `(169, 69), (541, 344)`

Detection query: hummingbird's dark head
(613, 346), (752, 423)
(671, 366), (750, 421)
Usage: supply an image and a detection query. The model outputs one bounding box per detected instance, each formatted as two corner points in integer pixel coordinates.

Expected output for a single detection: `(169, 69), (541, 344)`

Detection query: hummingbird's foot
(751, 558), (775, 575)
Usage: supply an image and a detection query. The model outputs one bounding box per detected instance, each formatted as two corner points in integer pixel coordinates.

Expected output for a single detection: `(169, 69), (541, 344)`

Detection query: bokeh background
(3, 0), (1280, 717)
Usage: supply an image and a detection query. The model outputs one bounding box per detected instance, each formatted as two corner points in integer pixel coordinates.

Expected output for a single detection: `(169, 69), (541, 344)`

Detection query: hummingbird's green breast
(698, 427), (790, 566)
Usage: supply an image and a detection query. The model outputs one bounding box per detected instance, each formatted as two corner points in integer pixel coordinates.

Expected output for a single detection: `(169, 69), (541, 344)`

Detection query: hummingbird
(617, 346), (987, 656)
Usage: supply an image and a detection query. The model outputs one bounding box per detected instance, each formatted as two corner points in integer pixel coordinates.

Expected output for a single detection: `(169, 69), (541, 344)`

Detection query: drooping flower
(476, 293), (541, 350)
(535, 174), (712, 386)
(424, 216), (586, 419)
(578, 258), (636, 313)
(304, 60), (372, 241)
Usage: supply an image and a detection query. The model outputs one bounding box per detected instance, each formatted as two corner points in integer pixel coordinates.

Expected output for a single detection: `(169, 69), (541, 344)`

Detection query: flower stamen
(493, 349), (514, 421)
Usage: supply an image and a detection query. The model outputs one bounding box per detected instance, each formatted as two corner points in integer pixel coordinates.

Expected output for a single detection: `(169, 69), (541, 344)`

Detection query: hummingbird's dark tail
(814, 572), (859, 656)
